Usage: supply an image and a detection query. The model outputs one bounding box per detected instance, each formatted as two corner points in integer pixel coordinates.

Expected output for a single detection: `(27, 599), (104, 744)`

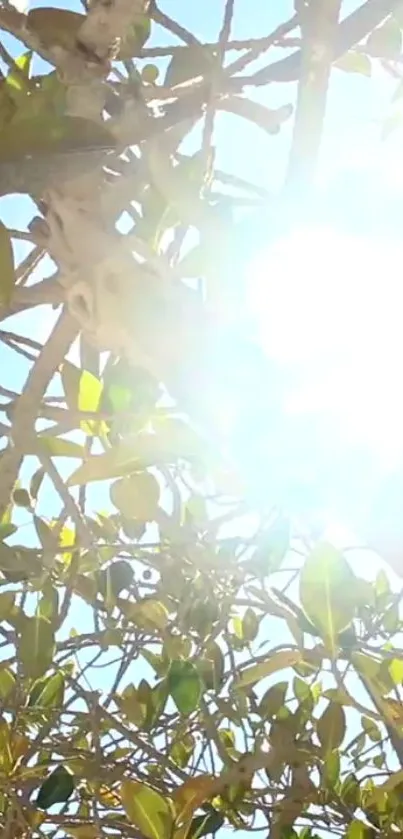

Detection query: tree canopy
(1, 1), (403, 838)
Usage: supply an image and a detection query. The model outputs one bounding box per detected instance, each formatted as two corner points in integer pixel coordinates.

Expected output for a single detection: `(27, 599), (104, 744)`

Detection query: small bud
(12, 488), (32, 508)
(141, 64), (159, 84)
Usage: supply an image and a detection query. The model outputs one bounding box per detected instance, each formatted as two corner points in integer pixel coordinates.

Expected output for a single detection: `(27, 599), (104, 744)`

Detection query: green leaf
(171, 735), (195, 769)
(37, 765), (75, 809)
(241, 608), (259, 642)
(259, 681), (288, 718)
(28, 671), (64, 709)
(18, 616), (55, 679)
(120, 780), (174, 839)
(366, 19), (402, 58)
(293, 676), (311, 703)
(98, 560), (133, 602)
(167, 660), (202, 715)
(188, 810), (224, 839)
(361, 716), (381, 742)
(0, 668), (15, 700)
(335, 51), (372, 76)
(165, 45), (215, 88)
(317, 702), (346, 752)
(299, 542), (357, 650)
(0, 222), (15, 304)
(324, 749), (340, 787)
(340, 773), (360, 808)
(0, 591), (15, 621)
(37, 586), (59, 625)
(29, 466), (46, 501)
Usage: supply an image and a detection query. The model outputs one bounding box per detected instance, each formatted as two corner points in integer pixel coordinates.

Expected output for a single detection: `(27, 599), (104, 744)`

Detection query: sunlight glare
(249, 225), (403, 469)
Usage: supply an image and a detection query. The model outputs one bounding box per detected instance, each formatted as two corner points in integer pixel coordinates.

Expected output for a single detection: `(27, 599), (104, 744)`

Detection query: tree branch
(236, 0), (402, 86)
(0, 308), (77, 520)
(284, 0), (342, 197)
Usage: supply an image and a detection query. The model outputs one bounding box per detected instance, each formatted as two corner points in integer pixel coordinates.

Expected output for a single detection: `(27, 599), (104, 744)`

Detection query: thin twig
(202, 0), (235, 164)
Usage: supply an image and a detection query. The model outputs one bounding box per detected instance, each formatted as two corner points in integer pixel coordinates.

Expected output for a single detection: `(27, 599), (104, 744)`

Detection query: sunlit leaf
(236, 650), (301, 689)
(110, 472), (160, 522)
(61, 362), (105, 436)
(6, 50), (32, 99)
(346, 821), (367, 839)
(335, 51), (372, 75)
(28, 671), (64, 709)
(299, 542), (357, 651)
(37, 437), (87, 459)
(120, 780), (174, 839)
(121, 599), (169, 633)
(173, 776), (216, 824)
(389, 657), (403, 685)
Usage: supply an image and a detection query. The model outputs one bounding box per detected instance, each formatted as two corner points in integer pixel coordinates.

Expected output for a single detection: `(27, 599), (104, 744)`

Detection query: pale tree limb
(0, 308), (78, 520)
(284, 0), (342, 198)
(238, 0), (402, 86)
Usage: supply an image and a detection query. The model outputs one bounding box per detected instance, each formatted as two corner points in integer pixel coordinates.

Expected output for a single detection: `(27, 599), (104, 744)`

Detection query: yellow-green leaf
(335, 51), (372, 76)
(18, 616), (55, 679)
(366, 18), (402, 58)
(173, 776), (216, 824)
(0, 668), (15, 700)
(120, 780), (174, 839)
(121, 599), (169, 633)
(61, 362), (105, 436)
(110, 472), (160, 522)
(236, 650), (301, 689)
(299, 542), (357, 651)
(37, 437), (87, 459)
(168, 660), (202, 715)
(389, 657), (403, 685)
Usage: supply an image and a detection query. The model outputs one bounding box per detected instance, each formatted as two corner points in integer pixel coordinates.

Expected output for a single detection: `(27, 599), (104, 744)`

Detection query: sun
(248, 224), (403, 467)
(243, 224), (403, 545)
